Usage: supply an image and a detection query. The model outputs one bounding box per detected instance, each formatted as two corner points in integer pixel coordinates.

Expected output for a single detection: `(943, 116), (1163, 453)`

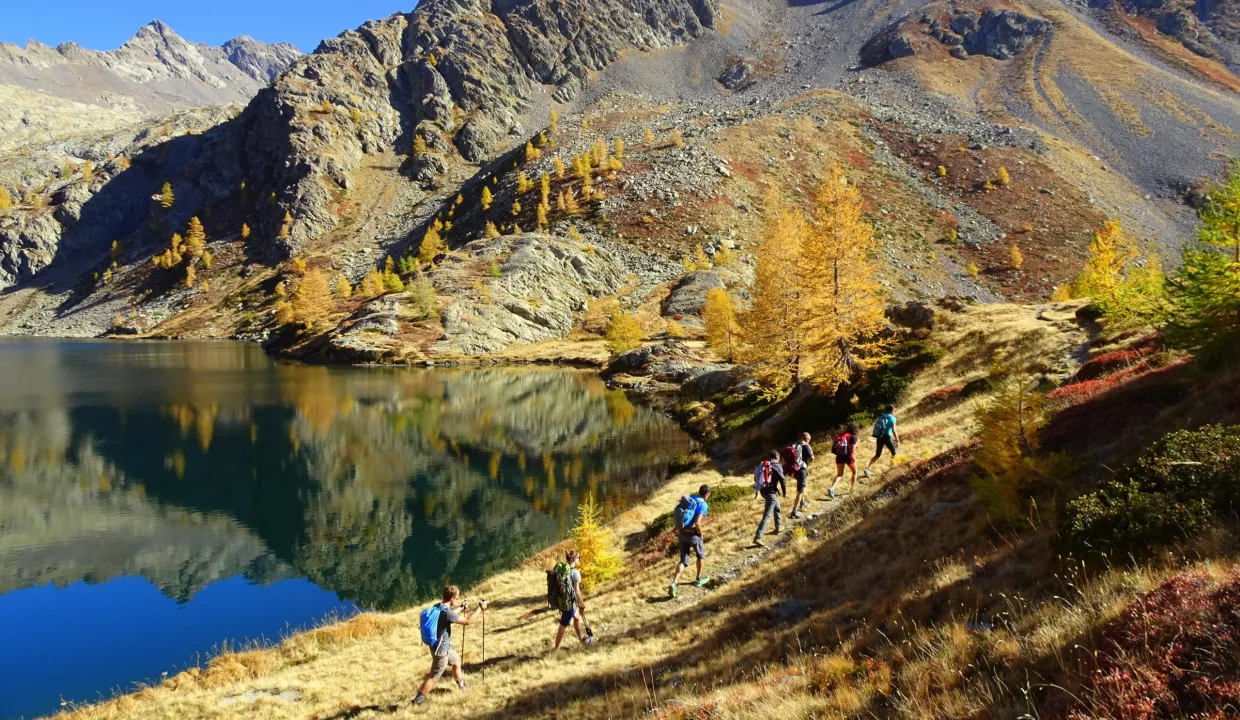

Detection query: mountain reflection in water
(0, 339), (692, 718)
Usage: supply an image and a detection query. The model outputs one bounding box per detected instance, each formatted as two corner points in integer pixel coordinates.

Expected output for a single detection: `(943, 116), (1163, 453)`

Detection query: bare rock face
(433, 234), (626, 355)
(237, 0), (717, 254)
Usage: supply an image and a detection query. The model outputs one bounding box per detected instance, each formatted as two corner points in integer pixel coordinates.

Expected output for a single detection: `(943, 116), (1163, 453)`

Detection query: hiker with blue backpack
(669, 484), (711, 598)
(752, 449), (786, 547)
(414, 585), (487, 706)
(864, 405), (900, 478)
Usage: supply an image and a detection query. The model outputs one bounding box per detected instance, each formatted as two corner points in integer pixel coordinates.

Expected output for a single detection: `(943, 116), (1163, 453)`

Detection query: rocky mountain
(0, 0), (1236, 357)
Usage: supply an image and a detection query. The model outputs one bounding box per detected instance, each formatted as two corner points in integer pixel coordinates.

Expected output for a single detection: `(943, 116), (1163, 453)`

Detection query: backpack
(673, 495), (697, 531)
(832, 433), (852, 458)
(873, 414), (893, 438)
(546, 562), (571, 612)
(754, 461), (776, 494)
(419, 603), (444, 647)
(782, 445), (802, 473)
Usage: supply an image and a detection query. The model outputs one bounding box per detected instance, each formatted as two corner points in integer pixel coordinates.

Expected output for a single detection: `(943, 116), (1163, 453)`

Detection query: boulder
(962, 10), (1052, 59)
(718, 59), (756, 90)
(663, 270), (727, 317)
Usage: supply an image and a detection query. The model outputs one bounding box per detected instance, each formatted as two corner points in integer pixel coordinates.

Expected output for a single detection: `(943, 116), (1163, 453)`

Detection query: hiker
(787, 432), (815, 518)
(864, 405), (900, 478)
(752, 449), (787, 547)
(552, 550), (596, 649)
(827, 423), (861, 499)
(669, 484), (711, 598)
(414, 586), (487, 706)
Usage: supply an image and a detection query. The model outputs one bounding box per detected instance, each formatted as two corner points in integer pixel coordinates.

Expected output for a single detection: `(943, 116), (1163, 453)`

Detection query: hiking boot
(799, 499), (808, 510)
(863, 468), (871, 479)
(753, 538), (765, 547)
(669, 583), (678, 599)
(457, 680), (467, 691)
(694, 576), (711, 587)
(789, 511), (801, 519)
(582, 636), (596, 644)
(414, 693), (427, 706)
(828, 488), (836, 499)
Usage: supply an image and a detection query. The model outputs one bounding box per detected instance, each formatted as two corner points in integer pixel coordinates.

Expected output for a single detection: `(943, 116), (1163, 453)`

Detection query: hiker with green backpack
(669, 484), (711, 598)
(414, 585), (487, 706)
(549, 550), (596, 650)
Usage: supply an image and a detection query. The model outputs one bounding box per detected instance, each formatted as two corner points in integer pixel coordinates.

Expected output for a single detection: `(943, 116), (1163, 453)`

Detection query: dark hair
(770, 449), (781, 460)
(698, 484), (711, 497)
(566, 549), (580, 564)
(886, 404), (896, 414)
(847, 422), (859, 436)
(442, 585), (460, 603)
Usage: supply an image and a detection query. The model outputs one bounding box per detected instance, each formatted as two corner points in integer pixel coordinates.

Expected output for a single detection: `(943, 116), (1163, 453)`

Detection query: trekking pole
(482, 611), (487, 685)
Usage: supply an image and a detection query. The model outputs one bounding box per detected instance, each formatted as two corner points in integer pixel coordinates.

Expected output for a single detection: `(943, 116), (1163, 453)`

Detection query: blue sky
(1, 1), (413, 52)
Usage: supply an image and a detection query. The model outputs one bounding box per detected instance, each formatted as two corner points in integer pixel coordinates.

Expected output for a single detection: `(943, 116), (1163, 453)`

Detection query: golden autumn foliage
(419, 226), (446, 264)
(361, 269), (385, 297)
(1010, 245), (1024, 269)
(292, 269), (334, 327)
(604, 310), (643, 356)
(484, 221), (501, 239)
(703, 288), (739, 362)
(738, 167), (890, 392)
(1071, 219), (1164, 323)
(713, 243), (736, 268)
(996, 166), (1012, 186)
(511, 199), (522, 216)
(524, 141), (541, 163)
(666, 319), (686, 338)
(0, 187), (11, 212)
(414, 134), (428, 158)
(517, 172), (531, 194)
(966, 262), (981, 277)
(481, 186), (493, 210)
(644, 127), (655, 144)
(240, 223), (251, 240)
(539, 174), (551, 205)
(553, 156), (566, 179)
(549, 109), (559, 133)
(334, 273), (352, 299)
(159, 182), (175, 209)
(184, 217), (206, 262)
(613, 138), (625, 159)
(692, 245), (712, 271)
(536, 202), (549, 228)
(571, 496), (624, 592)
(669, 130), (685, 149)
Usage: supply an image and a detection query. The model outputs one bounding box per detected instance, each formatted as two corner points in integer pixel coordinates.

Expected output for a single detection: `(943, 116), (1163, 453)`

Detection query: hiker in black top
(414, 585), (486, 706)
(789, 432), (815, 519)
(753, 450), (786, 546)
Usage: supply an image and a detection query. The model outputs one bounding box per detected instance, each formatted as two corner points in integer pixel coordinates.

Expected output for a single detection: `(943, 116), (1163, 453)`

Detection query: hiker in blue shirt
(864, 405), (900, 478)
(669, 484), (711, 598)
(414, 585), (487, 706)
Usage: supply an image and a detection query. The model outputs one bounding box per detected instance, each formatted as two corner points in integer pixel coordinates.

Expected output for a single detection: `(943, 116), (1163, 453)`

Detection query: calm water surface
(0, 339), (692, 719)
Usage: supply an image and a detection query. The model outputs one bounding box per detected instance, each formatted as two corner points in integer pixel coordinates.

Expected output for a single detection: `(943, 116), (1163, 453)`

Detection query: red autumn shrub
(1075, 349), (1149, 382)
(923, 384), (966, 405)
(1046, 568), (1240, 720)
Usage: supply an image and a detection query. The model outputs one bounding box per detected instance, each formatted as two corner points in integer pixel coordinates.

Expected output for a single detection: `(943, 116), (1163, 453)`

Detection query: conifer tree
(202, 251), (213, 269)
(414, 134), (428, 158)
(798, 165), (891, 391)
(240, 223), (251, 240)
(334, 273), (352, 299)
(604, 310), (643, 356)
(184, 217), (206, 262)
(481, 186), (493, 210)
(511, 199), (522, 217)
(669, 130), (684, 149)
(517, 172), (531, 194)
(592, 138), (608, 166)
(549, 109), (559, 133)
(738, 190), (807, 389)
(536, 202), (549, 228)
(484, 221), (501, 239)
(553, 156), (566, 179)
(644, 127), (655, 144)
(614, 138), (625, 159)
(419, 225), (446, 264)
(185, 265), (196, 288)
(159, 182), (175, 209)
(0, 187), (10, 212)
(693, 245), (711, 271)
(82, 161), (94, 182)
(275, 281), (288, 298)
(291, 257), (308, 275)
(539, 173), (551, 206)
(702, 288), (739, 362)
(410, 271), (437, 320)
(1010, 245), (1024, 269)
(564, 189), (580, 215)
(383, 269), (406, 292)
(571, 495), (624, 591)
(536, 132), (548, 148)
(996, 166), (1012, 186)
(512, 223), (523, 234)
(567, 226), (584, 243)
(524, 141), (541, 163)
(713, 243), (736, 268)
(557, 191), (567, 213)
(278, 211), (293, 241)
(293, 269), (333, 326)
(361, 268), (385, 297)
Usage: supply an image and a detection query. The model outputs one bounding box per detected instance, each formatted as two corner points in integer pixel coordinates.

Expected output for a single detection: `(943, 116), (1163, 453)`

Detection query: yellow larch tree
(549, 109), (559, 133)
(1071, 219), (1164, 322)
(614, 138), (625, 159)
(553, 156), (566, 179)
(183, 217), (206, 263)
(798, 165), (892, 392)
(292, 269), (334, 326)
(539, 173), (551, 206)
(536, 202), (549, 228)
(414, 134), (428, 158)
(517, 172), (531, 194)
(702, 287), (739, 362)
(484, 221), (501, 239)
(240, 223), (251, 240)
(361, 268), (385, 297)
(480, 186), (493, 210)
(334, 273), (352, 299)
(159, 182), (175, 209)
(644, 127), (655, 144)
(419, 225), (446, 265)
(524, 141), (541, 163)
(604, 310), (643, 356)
(1010, 245), (1024, 269)
(0, 187), (11, 211)
(738, 190), (808, 389)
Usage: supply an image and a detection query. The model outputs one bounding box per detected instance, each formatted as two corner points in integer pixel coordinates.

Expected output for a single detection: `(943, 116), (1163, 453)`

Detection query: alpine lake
(0, 338), (694, 719)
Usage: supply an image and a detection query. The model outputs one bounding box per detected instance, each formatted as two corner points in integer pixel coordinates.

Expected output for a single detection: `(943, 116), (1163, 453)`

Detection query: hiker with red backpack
(752, 449), (787, 547)
(827, 423), (861, 499)
(550, 550), (595, 650)
(414, 585), (487, 706)
(786, 432), (815, 519)
(669, 484), (711, 598)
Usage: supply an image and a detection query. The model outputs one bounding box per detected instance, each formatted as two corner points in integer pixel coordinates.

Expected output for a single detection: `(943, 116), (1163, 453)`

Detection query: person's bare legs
(417, 674), (438, 697)
(451, 663), (463, 685)
(671, 561), (687, 585)
(694, 556), (704, 583)
(573, 615), (584, 641)
(554, 623), (567, 650)
(849, 464), (857, 492)
(829, 463), (844, 497)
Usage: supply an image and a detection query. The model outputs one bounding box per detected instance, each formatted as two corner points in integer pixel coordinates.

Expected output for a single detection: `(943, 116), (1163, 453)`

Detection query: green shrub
(1063, 425), (1240, 555)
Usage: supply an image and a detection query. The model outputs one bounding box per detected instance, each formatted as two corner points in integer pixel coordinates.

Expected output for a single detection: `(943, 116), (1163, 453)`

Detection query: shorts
(428, 647), (461, 679)
(835, 454), (856, 470)
(559, 608), (578, 627)
(677, 532), (705, 566)
(873, 435), (897, 459)
(794, 467), (808, 493)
